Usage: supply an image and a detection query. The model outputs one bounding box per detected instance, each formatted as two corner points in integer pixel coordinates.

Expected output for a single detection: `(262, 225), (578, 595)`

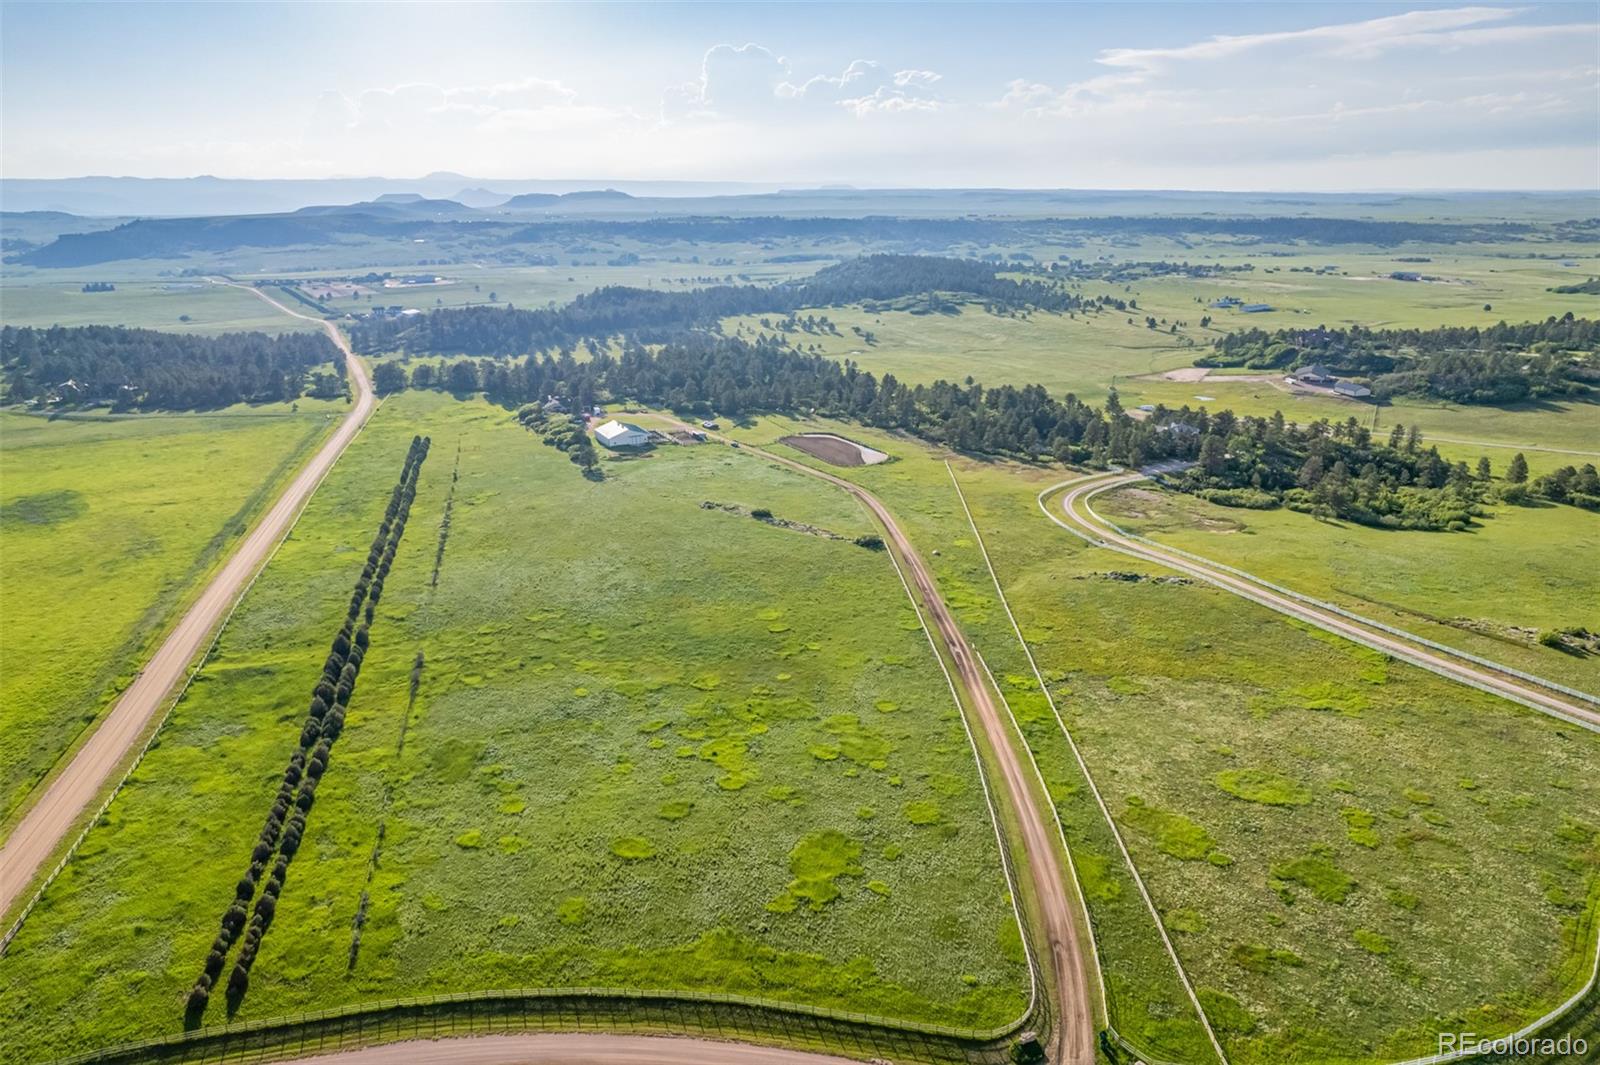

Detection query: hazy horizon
(3, 1), (1597, 191)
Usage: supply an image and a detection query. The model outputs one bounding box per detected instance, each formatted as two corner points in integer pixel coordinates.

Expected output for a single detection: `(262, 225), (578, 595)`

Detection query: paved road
(1046, 472), (1600, 732)
(0, 286), (374, 923)
(283, 1033), (860, 1065)
(738, 439), (1097, 1065)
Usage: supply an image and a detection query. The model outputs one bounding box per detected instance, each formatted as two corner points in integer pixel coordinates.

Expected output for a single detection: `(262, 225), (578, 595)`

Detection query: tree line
(0, 324), (340, 409)
(1174, 413), (1516, 529)
(348, 255), (1081, 356)
(187, 435), (430, 1021)
(1197, 315), (1599, 404)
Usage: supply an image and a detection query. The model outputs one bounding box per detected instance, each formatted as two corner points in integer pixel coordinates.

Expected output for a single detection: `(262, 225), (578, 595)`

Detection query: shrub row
(188, 436), (430, 1019)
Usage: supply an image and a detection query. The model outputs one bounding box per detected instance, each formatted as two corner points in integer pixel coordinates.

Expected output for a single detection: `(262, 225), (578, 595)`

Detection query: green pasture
(1095, 484), (1600, 694)
(1083, 246), (1599, 332)
(724, 302), (1196, 400)
(0, 391), (1029, 1062)
(724, 412), (1600, 1065)
(0, 404), (340, 823)
(0, 279), (323, 334)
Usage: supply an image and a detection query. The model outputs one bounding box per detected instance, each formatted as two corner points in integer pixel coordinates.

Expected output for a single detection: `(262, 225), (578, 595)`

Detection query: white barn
(594, 419), (649, 448)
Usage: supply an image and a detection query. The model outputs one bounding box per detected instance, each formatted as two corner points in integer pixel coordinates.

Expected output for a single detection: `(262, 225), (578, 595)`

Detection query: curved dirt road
(1046, 472), (1600, 732)
(0, 286), (374, 924)
(286, 1033), (858, 1065)
(742, 440), (1098, 1065)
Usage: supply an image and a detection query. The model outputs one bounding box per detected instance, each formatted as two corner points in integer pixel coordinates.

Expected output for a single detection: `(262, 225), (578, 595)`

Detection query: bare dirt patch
(780, 433), (889, 467)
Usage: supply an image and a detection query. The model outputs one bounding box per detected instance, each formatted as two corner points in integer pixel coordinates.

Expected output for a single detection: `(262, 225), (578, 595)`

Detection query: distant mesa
(500, 192), (561, 209)
(294, 197), (475, 217)
(502, 189), (635, 209)
(561, 189), (634, 201)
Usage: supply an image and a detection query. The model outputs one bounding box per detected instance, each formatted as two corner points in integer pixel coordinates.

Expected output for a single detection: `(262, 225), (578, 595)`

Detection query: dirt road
(740, 440), (1097, 1065)
(0, 285), (374, 926)
(284, 1033), (859, 1065)
(1046, 472), (1600, 732)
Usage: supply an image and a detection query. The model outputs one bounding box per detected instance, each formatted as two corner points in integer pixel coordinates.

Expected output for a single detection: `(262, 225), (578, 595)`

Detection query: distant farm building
(594, 419), (649, 448)
(1240, 303), (1273, 313)
(1296, 364), (1337, 386)
(1334, 380), (1372, 398)
(1209, 296), (1242, 308)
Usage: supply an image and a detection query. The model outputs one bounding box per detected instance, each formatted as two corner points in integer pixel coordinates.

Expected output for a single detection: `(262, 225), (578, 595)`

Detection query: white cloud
(665, 44), (942, 119)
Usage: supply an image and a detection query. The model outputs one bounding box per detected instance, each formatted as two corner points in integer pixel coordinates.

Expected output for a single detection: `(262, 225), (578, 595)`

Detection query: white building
(594, 419), (649, 448)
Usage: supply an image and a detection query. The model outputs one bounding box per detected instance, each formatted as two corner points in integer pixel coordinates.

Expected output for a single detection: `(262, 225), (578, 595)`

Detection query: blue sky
(2, 1), (1596, 189)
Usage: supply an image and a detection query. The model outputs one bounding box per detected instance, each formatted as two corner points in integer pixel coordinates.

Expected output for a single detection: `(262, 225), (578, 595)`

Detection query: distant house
(594, 419), (649, 448)
(1240, 303), (1273, 313)
(1297, 364), (1337, 386)
(1209, 296), (1242, 308)
(1157, 422), (1200, 437)
(1334, 380), (1372, 398)
(541, 396), (567, 414)
(1136, 404), (1157, 412)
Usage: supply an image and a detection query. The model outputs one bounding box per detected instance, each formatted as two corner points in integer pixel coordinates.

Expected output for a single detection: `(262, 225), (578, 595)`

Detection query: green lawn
(0, 405), (341, 823)
(1095, 484), (1600, 694)
(724, 413), (1600, 1065)
(0, 391), (1029, 1062)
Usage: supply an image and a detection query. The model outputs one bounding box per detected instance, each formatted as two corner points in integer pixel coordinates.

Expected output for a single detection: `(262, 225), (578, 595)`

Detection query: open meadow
(1095, 485), (1600, 695)
(0, 278), (324, 334)
(0, 390), (1031, 1062)
(0, 404), (341, 824)
(723, 412), (1600, 1065)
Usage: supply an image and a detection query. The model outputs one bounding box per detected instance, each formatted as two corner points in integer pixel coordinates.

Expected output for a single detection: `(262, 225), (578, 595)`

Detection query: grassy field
(0, 278), (323, 334)
(0, 404), (342, 823)
(724, 413), (1600, 1065)
(1095, 485), (1600, 695)
(0, 391), (1030, 1063)
(723, 302), (1196, 401)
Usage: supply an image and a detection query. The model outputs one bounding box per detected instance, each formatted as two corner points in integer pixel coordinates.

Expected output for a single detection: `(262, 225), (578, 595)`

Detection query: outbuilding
(594, 419), (649, 448)
(1334, 380), (1372, 398)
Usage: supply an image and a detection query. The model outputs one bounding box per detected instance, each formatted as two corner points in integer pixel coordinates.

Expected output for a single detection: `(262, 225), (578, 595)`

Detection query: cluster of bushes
(187, 435), (431, 1019)
(1173, 413), (1506, 531)
(515, 405), (599, 476)
(1504, 462), (1600, 510)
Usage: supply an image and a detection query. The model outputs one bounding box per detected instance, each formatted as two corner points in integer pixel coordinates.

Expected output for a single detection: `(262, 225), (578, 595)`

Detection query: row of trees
(1198, 316), (1599, 404)
(188, 436), (431, 1020)
(0, 324), (340, 409)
